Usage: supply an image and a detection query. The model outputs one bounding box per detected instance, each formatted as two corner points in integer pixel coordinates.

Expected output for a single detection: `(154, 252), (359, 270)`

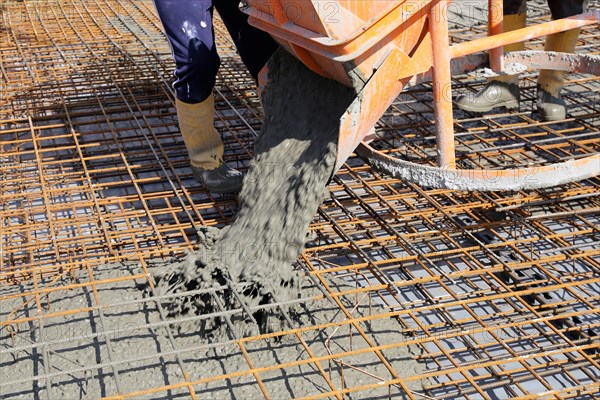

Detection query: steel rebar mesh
(1, 1), (599, 399)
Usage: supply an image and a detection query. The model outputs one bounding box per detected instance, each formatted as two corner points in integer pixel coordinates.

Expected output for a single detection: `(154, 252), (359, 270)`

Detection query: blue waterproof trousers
(153, 0), (278, 104)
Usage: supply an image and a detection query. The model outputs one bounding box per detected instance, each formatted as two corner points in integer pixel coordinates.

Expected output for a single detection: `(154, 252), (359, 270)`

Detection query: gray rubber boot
(536, 28), (581, 121)
(192, 163), (244, 193)
(455, 12), (526, 114)
(536, 89), (567, 121)
(455, 80), (520, 113)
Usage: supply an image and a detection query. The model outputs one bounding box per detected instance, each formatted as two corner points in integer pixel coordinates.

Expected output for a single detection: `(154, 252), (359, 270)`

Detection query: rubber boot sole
(538, 110), (566, 122)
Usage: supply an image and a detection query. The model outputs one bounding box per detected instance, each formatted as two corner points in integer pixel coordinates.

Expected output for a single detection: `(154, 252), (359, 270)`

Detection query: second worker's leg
(455, 0), (526, 113)
(537, 0), (587, 121)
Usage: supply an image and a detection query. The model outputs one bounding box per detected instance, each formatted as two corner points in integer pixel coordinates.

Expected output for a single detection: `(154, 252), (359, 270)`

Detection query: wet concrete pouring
(148, 48), (356, 335)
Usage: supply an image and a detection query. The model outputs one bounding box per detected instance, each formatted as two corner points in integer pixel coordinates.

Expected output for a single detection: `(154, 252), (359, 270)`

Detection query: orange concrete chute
(243, 1), (431, 80)
(244, 0), (433, 174)
(243, 0), (600, 190)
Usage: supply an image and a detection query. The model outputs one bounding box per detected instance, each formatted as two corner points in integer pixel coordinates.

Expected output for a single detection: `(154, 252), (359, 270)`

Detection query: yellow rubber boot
(176, 95), (243, 193)
(176, 94), (223, 169)
(455, 13), (526, 113)
(537, 28), (580, 121)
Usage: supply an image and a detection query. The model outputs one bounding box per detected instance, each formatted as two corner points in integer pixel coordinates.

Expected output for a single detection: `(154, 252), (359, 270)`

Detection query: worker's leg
(153, 0), (242, 192)
(213, 0), (278, 81)
(153, 0), (220, 104)
(537, 0), (588, 120)
(455, 0), (526, 113)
